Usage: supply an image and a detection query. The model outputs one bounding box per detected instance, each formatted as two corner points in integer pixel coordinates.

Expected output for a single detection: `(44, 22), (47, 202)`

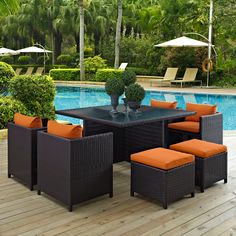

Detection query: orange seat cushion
(48, 120), (83, 139)
(14, 113), (43, 128)
(168, 121), (200, 133)
(170, 139), (227, 158)
(185, 103), (217, 122)
(151, 99), (177, 109)
(131, 148), (194, 170)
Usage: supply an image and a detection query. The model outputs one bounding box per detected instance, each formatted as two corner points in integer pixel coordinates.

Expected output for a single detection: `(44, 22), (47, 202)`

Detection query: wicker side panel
(84, 120), (125, 162)
(8, 123), (39, 189)
(201, 113), (223, 144)
(37, 132), (71, 206)
(70, 133), (113, 204)
(196, 152), (227, 189)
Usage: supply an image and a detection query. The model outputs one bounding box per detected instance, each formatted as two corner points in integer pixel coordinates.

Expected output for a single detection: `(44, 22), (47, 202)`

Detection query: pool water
(55, 86), (236, 130)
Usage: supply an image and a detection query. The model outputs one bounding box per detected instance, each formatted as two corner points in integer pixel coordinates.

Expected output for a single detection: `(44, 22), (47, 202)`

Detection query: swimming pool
(55, 86), (236, 130)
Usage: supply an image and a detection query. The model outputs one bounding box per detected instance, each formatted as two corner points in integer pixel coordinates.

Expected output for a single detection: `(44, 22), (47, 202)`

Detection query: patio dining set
(7, 100), (227, 211)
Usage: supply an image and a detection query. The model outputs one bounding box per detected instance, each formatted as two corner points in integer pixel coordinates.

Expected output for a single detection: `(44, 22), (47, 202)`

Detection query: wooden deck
(0, 136), (236, 236)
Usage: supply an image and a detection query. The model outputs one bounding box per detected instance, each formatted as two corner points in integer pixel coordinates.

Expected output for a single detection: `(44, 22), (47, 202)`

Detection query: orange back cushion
(185, 103), (217, 122)
(151, 99), (177, 109)
(14, 113), (43, 128)
(47, 120), (83, 139)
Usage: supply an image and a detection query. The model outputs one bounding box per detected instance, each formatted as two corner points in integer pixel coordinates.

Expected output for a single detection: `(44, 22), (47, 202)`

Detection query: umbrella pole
(207, 0), (214, 88)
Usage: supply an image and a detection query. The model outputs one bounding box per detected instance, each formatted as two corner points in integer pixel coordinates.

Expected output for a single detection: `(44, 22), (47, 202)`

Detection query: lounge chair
(150, 68), (178, 87)
(35, 67), (44, 75)
(119, 63), (128, 70)
(25, 67), (34, 76)
(170, 68), (202, 88)
(15, 68), (22, 75)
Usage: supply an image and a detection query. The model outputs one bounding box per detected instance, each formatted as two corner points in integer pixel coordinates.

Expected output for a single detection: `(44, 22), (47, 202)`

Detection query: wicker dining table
(56, 105), (195, 163)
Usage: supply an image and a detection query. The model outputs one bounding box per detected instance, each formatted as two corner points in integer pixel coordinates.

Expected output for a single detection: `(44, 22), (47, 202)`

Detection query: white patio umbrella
(0, 47), (19, 56)
(154, 36), (210, 47)
(17, 46), (52, 74)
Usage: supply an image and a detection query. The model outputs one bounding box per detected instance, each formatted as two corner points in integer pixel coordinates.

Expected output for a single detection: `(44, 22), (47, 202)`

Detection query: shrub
(17, 56), (33, 65)
(49, 69), (80, 81)
(122, 70), (136, 86)
(84, 55), (107, 74)
(105, 77), (125, 96)
(37, 55), (50, 65)
(0, 62), (16, 93)
(125, 83), (145, 102)
(95, 69), (123, 82)
(9, 75), (56, 119)
(57, 54), (74, 66)
(0, 56), (14, 64)
(0, 96), (26, 129)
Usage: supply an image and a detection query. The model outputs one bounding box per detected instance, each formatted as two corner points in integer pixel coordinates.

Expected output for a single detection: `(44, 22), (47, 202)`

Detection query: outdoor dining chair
(35, 67), (44, 75)
(24, 67), (34, 76)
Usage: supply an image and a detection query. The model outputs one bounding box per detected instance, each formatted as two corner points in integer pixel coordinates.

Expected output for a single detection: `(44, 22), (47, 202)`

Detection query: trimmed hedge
(0, 96), (26, 129)
(9, 75), (56, 119)
(49, 68), (80, 81)
(0, 62), (15, 93)
(57, 54), (75, 66)
(0, 56), (14, 64)
(95, 69), (123, 82)
(17, 56), (33, 65)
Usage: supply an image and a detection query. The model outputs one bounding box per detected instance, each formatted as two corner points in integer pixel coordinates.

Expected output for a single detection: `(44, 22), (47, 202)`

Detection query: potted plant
(105, 77), (125, 113)
(125, 83), (145, 112)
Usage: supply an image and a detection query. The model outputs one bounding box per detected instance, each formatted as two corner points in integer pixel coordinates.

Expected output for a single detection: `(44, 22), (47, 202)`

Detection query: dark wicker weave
(57, 105), (194, 162)
(195, 152), (227, 192)
(37, 131), (113, 211)
(131, 162), (195, 209)
(168, 113), (223, 145)
(8, 122), (46, 190)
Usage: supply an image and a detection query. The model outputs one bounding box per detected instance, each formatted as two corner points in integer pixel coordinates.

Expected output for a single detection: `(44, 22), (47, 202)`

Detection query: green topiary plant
(17, 56), (33, 65)
(105, 77), (125, 113)
(0, 96), (26, 129)
(0, 62), (16, 93)
(0, 56), (14, 64)
(125, 83), (145, 102)
(122, 70), (136, 86)
(95, 69), (123, 82)
(84, 55), (107, 74)
(57, 54), (75, 66)
(9, 75), (56, 119)
(105, 77), (125, 96)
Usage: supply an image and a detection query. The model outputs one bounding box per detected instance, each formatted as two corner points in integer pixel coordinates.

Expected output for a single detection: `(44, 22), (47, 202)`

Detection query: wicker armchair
(168, 113), (223, 145)
(37, 131), (113, 211)
(8, 122), (46, 190)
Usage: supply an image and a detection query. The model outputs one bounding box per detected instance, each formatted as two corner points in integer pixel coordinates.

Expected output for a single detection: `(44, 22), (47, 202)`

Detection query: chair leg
(224, 178), (228, 184)
(191, 192), (195, 198)
(68, 205), (73, 212)
(200, 186), (204, 193)
(8, 174), (11, 178)
(109, 192), (113, 198)
(163, 202), (168, 209)
(37, 190), (41, 195)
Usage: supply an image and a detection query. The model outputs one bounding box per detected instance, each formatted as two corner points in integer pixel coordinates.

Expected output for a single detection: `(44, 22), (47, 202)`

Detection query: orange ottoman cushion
(185, 103), (217, 122)
(170, 139), (227, 158)
(151, 99), (177, 109)
(168, 121), (200, 133)
(48, 120), (83, 139)
(14, 113), (43, 128)
(131, 148), (194, 170)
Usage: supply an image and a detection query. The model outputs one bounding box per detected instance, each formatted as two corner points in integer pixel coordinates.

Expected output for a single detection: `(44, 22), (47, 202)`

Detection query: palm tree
(114, 0), (122, 68)
(79, 0), (85, 81)
(0, 0), (19, 16)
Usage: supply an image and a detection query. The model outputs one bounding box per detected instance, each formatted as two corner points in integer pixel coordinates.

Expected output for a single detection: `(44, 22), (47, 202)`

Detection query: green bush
(49, 69), (80, 81)
(95, 69), (123, 82)
(125, 83), (145, 102)
(57, 54), (74, 66)
(122, 70), (136, 86)
(0, 56), (14, 64)
(84, 55), (107, 74)
(17, 56), (33, 65)
(9, 75), (56, 119)
(0, 96), (26, 129)
(0, 62), (16, 93)
(105, 77), (125, 96)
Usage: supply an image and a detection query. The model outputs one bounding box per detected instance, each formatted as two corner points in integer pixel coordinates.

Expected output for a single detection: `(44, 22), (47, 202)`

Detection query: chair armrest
(200, 113), (223, 144)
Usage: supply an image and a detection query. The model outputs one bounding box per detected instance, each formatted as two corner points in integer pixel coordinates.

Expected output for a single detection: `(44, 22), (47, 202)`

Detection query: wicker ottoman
(131, 148), (195, 209)
(170, 139), (227, 192)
